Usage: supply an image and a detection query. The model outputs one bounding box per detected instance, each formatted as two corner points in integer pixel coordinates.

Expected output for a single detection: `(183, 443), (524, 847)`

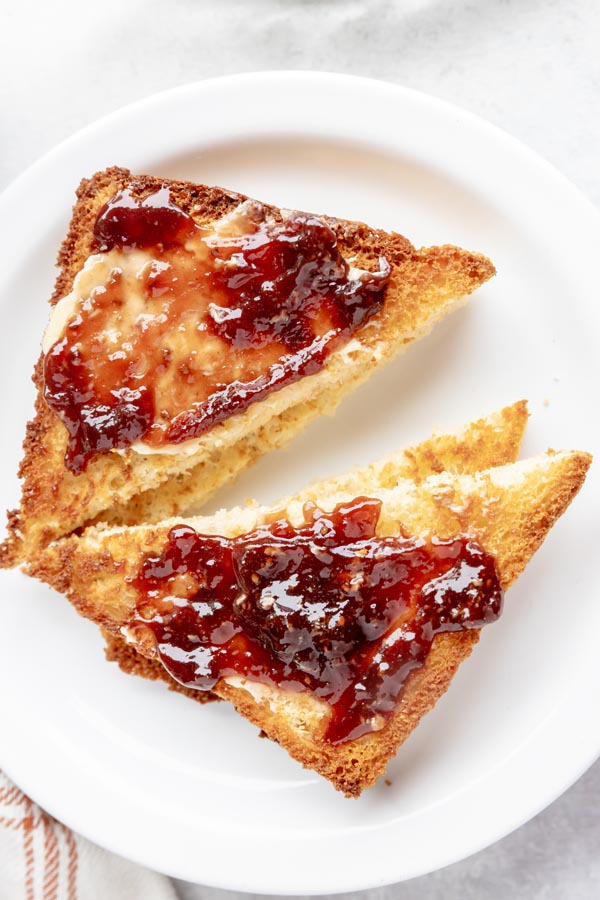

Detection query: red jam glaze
(131, 498), (503, 744)
(93, 187), (197, 250)
(43, 187), (390, 473)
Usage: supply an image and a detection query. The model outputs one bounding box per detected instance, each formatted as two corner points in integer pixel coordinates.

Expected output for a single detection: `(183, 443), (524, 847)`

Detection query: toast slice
(1, 167), (495, 565)
(101, 401), (529, 701)
(27, 447), (590, 797)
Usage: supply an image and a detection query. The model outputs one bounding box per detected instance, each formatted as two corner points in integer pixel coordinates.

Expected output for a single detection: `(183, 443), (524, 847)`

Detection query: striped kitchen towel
(0, 771), (177, 900)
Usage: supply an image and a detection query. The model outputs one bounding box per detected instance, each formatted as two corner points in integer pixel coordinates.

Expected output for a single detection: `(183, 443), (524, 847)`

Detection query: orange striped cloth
(0, 772), (178, 899)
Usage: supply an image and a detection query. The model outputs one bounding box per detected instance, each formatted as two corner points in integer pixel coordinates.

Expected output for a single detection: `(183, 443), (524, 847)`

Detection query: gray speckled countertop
(1, 1), (598, 896)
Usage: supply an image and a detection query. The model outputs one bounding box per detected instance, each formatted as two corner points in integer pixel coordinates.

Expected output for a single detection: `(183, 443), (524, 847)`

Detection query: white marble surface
(1, 0), (598, 896)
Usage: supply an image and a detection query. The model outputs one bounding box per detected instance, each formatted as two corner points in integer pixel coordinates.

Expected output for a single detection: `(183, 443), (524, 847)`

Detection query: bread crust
(27, 448), (591, 796)
(1, 168), (495, 566)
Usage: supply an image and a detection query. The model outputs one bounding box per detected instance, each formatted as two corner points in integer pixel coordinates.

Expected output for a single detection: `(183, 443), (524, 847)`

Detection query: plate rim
(0, 70), (599, 894)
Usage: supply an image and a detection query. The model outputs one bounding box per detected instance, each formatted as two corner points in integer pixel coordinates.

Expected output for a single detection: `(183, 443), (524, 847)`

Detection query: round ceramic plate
(0, 72), (598, 894)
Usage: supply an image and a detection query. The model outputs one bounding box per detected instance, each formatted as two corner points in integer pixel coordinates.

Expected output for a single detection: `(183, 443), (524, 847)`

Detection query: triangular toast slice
(101, 401), (529, 701)
(1, 167), (495, 564)
(27, 447), (590, 797)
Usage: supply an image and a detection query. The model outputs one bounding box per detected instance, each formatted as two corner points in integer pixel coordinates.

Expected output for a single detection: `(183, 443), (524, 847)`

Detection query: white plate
(0, 72), (599, 895)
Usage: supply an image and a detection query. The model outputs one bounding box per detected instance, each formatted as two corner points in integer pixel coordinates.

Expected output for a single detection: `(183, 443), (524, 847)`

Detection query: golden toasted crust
(27, 448), (591, 796)
(101, 401), (528, 699)
(291, 400), (529, 502)
(1, 167), (495, 566)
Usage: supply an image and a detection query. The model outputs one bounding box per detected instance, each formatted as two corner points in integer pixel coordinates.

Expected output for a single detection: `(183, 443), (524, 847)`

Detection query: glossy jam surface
(43, 187), (390, 472)
(131, 498), (503, 743)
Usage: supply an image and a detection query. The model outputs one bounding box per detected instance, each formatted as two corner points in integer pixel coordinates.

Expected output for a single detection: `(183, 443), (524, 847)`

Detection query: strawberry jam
(43, 186), (390, 473)
(93, 186), (197, 250)
(131, 498), (503, 744)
